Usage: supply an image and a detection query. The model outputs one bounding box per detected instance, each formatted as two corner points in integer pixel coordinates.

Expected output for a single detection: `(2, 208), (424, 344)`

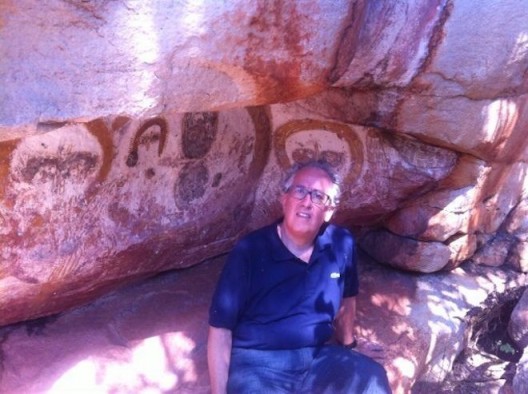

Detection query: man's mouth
(296, 212), (311, 219)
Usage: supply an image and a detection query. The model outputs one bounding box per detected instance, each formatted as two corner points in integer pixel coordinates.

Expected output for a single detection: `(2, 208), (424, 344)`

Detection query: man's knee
(354, 353), (391, 393)
(312, 347), (391, 393)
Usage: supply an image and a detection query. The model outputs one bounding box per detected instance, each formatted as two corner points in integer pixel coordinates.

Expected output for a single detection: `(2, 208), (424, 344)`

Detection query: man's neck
(277, 223), (315, 263)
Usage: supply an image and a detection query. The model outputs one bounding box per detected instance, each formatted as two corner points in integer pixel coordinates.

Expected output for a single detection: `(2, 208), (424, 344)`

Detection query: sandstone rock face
(514, 351), (528, 394)
(0, 0), (352, 127)
(360, 229), (453, 273)
(509, 288), (528, 349)
(505, 199), (528, 272)
(0, 0), (527, 339)
(0, 109), (270, 325)
(1, 1), (528, 392)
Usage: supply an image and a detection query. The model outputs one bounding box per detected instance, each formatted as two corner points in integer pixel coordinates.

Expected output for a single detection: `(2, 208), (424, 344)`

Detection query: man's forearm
(334, 296), (356, 345)
(207, 326), (232, 394)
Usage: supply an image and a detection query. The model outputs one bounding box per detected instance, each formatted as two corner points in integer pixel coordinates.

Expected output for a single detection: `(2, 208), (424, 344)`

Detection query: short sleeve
(343, 237), (359, 297)
(208, 243), (251, 329)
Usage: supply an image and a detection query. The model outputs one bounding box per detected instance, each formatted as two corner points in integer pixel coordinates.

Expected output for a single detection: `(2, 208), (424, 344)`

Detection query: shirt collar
(269, 219), (332, 262)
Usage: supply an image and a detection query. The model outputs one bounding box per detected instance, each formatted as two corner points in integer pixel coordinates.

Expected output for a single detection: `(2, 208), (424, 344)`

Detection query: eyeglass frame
(286, 184), (334, 207)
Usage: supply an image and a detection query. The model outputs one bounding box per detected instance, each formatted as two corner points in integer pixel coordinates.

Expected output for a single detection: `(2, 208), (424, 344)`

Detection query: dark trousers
(227, 345), (392, 393)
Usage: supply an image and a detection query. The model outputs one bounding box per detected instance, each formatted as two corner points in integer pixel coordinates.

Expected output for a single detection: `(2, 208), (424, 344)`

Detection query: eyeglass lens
(290, 185), (329, 205)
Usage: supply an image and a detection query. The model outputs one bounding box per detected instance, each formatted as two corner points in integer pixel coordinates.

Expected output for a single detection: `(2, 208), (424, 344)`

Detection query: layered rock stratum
(1, 0), (527, 392)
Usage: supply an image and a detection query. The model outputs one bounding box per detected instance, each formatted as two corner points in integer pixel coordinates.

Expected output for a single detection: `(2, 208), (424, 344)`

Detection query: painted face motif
(280, 167), (336, 239)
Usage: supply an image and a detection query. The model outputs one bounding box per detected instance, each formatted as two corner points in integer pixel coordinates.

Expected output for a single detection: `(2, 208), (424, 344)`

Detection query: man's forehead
(291, 168), (336, 197)
(293, 167), (333, 183)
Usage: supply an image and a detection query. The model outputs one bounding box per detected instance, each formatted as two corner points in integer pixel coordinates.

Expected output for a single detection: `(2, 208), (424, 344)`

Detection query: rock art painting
(9, 124), (103, 202)
(125, 117), (168, 168)
(181, 112), (218, 159)
(274, 119), (364, 187)
(176, 112), (218, 207)
(0, 106), (271, 326)
(268, 110), (458, 226)
(174, 108), (270, 218)
(0, 139), (20, 201)
(1, 1), (528, 391)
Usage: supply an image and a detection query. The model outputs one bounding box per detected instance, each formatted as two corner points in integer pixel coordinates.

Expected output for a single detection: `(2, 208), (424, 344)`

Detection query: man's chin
(291, 221), (323, 235)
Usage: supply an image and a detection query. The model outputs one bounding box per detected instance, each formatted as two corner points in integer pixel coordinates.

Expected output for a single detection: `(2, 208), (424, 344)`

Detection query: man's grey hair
(281, 159), (342, 205)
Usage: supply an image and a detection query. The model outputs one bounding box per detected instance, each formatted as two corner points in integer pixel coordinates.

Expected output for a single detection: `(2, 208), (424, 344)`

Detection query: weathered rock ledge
(0, 253), (525, 394)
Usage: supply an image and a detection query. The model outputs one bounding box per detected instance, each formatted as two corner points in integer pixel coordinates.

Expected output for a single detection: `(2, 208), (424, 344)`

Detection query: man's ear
(324, 206), (336, 222)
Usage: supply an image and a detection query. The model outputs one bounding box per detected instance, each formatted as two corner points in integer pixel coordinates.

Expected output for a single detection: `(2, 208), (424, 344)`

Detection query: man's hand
(334, 296), (357, 347)
(207, 326), (232, 394)
(342, 338), (358, 349)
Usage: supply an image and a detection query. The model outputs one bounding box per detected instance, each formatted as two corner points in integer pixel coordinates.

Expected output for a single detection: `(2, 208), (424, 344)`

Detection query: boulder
(360, 229), (452, 273)
(505, 199), (528, 240)
(443, 233), (477, 271)
(385, 187), (475, 242)
(509, 241), (528, 273)
(471, 233), (515, 267)
(504, 199), (528, 272)
(360, 228), (478, 273)
(513, 350), (528, 394)
(508, 288), (528, 349)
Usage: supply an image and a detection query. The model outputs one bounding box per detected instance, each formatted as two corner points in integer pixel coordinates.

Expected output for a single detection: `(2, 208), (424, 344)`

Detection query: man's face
(280, 167), (337, 239)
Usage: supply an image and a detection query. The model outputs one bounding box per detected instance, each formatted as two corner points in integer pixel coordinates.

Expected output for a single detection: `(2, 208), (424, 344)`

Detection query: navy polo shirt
(209, 220), (358, 350)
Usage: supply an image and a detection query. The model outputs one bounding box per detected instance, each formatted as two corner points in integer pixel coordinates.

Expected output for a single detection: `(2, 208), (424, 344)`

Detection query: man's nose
(300, 192), (313, 207)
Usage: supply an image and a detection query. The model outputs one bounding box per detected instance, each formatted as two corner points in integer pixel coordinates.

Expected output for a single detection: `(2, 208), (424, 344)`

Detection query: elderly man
(208, 160), (391, 393)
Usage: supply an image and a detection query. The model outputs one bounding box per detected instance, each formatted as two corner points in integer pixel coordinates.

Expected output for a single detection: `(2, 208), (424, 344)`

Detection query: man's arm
(334, 296), (357, 346)
(208, 326), (232, 394)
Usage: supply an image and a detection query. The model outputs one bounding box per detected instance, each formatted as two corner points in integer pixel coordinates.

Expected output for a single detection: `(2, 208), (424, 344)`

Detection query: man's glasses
(287, 185), (332, 207)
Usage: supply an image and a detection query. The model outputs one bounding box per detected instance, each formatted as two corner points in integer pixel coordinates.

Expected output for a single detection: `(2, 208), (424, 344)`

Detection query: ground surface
(0, 257), (222, 394)
(0, 256), (525, 393)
